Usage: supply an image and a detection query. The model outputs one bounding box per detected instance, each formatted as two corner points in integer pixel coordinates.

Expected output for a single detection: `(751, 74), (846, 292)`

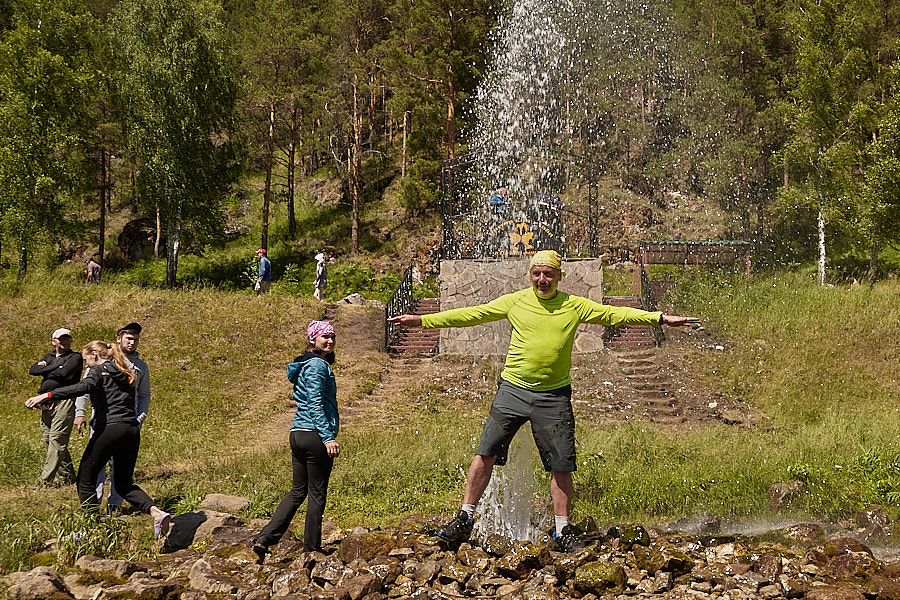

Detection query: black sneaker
(434, 511), (473, 544)
(551, 525), (586, 553)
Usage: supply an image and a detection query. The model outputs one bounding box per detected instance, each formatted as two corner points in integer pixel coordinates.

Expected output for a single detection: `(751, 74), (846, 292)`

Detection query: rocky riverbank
(3, 500), (898, 600)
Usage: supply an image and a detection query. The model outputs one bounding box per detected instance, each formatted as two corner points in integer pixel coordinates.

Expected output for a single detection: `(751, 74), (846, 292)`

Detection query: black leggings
(257, 430), (334, 551)
(77, 421), (155, 513)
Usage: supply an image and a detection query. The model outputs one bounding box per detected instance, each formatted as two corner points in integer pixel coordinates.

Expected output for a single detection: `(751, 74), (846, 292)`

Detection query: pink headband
(307, 320), (335, 342)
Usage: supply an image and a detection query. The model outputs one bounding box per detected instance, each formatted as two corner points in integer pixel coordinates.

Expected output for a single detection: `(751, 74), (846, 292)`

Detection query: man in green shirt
(388, 250), (700, 552)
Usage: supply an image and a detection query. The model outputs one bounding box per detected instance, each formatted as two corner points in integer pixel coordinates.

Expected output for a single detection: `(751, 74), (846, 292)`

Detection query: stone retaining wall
(437, 258), (605, 355)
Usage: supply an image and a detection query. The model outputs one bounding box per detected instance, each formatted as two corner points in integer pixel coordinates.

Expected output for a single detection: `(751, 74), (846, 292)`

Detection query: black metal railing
(384, 265), (414, 351)
(639, 262), (664, 346)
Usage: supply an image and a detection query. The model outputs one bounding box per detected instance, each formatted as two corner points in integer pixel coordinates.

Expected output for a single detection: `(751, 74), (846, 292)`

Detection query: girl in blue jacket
(254, 320), (339, 560)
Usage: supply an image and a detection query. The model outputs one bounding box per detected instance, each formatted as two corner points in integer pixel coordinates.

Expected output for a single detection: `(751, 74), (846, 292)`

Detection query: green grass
(2, 266), (899, 572)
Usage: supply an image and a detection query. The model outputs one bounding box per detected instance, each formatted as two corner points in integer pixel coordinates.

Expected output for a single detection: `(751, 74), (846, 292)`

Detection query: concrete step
(390, 299), (440, 354)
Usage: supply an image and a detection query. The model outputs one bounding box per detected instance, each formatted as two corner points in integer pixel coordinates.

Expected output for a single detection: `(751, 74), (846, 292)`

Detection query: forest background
(2, 0), (900, 577)
(1, 0), (900, 286)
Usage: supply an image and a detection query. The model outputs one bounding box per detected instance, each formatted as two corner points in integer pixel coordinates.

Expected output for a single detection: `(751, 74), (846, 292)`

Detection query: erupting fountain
(457, 0), (684, 540)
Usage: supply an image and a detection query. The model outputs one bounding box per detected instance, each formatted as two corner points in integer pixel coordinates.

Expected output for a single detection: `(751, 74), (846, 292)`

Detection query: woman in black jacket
(26, 340), (170, 538)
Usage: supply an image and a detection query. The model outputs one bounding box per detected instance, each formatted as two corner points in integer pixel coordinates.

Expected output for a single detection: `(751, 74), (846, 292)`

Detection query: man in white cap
(28, 328), (83, 488)
(389, 250), (700, 551)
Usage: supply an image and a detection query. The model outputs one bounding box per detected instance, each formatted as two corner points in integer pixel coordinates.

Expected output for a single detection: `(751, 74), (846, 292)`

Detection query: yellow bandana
(529, 250), (566, 277)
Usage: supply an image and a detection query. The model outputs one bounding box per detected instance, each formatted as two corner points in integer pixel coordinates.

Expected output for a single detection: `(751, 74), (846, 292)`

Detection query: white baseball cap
(52, 328), (72, 339)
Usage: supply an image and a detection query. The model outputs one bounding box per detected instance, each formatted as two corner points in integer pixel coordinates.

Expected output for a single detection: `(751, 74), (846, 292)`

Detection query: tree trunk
(154, 202), (161, 260)
(402, 110), (408, 178)
(351, 74), (361, 254)
(867, 239), (879, 283)
(16, 243), (27, 281)
(165, 200), (182, 288)
(262, 99), (275, 250)
(99, 147), (108, 268)
(446, 75), (456, 160)
(287, 95), (298, 239)
(817, 206), (826, 286)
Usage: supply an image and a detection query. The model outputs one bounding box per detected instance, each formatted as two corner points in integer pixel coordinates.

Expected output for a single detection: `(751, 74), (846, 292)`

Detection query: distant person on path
(75, 322), (151, 515)
(28, 328), (83, 489)
(489, 186), (508, 218)
(314, 251), (328, 302)
(389, 250), (700, 552)
(253, 320), (340, 562)
(256, 248), (272, 295)
(25, 340), (170, 539)
(85, 258), (101, 284)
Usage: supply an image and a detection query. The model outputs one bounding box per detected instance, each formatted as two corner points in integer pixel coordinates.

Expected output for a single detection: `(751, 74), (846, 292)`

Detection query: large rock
(271, 566), (311, 597)
(339, 531), (398, 562)
(753, 554), (783, 583)
(495, 542), (545, 579)
(632, 545), (665, 574)
(826, 552), (880, 579)
(865, 574), (900, 600)
(341, 572), (382, 600)
(4, 566), (73, 600)
(199, 493), (250, 514)
(572, 561), (626, 596)
(73, 555), (141, 579)
(95, 574), (183, 600)
(312, 553), (355, 586)
(188, 558), (243, 595)
(806, 584), (867, 600)
(166, 510), (245, 549)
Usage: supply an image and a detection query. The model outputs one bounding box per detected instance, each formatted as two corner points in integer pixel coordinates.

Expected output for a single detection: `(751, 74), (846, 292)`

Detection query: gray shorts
(476, 380), (576, 472)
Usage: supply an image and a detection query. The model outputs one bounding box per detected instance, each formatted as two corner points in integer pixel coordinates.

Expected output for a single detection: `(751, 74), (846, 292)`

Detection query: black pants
(257, 430), (334, 551)
(77, 421), (154, 513)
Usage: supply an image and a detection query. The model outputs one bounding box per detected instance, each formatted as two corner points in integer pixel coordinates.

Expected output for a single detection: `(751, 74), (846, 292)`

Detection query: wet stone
(339, 531), (398, 563)
(496, 542), (544, 579)
(632, 545), (665, 574)
(573, 561), (627, 596)
(778, 574), (808, 598)
(439, 562), (475, 584)
(806, 584), (868, 600)
(271, 567), (312, 597)
(312, 554), (355, 586)
(618, 526), (650, 550)
(403, 559), (440, 584)
(753, 554), (783, 583)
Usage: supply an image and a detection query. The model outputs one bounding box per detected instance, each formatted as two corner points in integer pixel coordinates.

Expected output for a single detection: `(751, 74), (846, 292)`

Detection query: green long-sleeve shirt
(421, 288), (662, 391)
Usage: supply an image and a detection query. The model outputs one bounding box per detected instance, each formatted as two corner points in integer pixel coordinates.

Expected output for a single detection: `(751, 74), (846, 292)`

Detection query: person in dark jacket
(28, 328), (83, 488)
(253, 320), (340, 561)
(25, 340), (170, 538)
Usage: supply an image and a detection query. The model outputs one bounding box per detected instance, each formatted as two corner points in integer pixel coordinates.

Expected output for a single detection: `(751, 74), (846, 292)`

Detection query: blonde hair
(82, 340), (136, 386)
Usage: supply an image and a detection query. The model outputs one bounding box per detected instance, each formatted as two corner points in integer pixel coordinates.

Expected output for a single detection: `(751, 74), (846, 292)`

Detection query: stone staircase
(603, 296), (656, 348)
(388, 298), (440, 353)
(613, 348), (681, 423)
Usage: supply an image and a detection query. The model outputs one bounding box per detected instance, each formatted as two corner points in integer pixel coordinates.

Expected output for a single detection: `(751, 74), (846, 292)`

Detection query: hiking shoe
(551, 525), (586, 553)
(434, 511), (473, 544)
(252, 541), (269, 564)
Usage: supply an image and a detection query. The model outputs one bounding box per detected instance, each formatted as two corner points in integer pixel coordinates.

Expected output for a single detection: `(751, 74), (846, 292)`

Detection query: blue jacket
(287, 352), (338, 443)
(258, 256), (272, 282)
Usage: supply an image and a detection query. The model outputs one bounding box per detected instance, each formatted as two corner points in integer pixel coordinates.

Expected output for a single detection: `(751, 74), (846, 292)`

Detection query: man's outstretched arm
(661, 314), (701, 327)
(388, 314), (422, 327)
